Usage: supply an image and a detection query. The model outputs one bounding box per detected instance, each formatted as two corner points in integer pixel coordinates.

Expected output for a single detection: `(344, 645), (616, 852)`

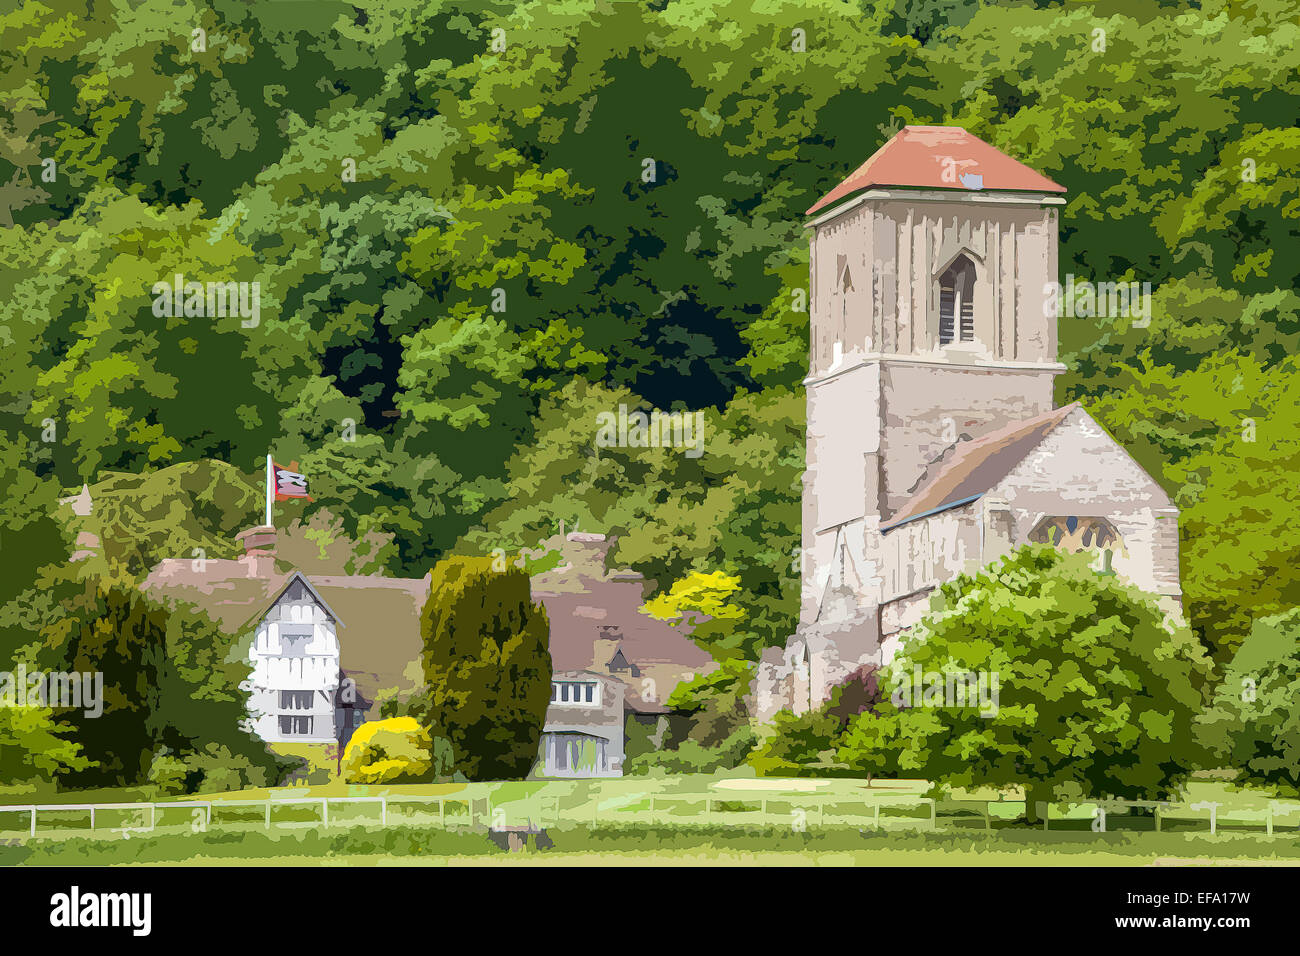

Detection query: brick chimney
(235, 525), (277, 578)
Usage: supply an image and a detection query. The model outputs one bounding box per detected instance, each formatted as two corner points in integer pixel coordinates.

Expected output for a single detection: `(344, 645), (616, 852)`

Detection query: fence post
(381, 797), (387, 827)
(322, 799), (328, 828)
(149, 805), (156, 831)
(265, 800), (271, 829)
(1190, 801), (1218, 835)
(1267, 805), (1274, 837)
(1154, 805), (1161, 833)
(929, 799), (935, 830)
(30, 809), (35, 838)
(874, 804), (880, 830)
(90, 808), (95, 831)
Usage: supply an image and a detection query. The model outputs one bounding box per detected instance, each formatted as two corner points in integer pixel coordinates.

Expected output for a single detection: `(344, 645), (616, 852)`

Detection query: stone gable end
(991, 407), (1171, 514)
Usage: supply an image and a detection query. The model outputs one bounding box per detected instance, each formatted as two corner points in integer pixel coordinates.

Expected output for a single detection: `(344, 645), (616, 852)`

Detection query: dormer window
(939, 255), (976, 345)
(608, 647), (640, 677)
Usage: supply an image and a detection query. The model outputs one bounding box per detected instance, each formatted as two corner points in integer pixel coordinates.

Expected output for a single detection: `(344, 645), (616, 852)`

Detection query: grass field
(6, 822), (1300, 867)
(3, 773), (1299, 865)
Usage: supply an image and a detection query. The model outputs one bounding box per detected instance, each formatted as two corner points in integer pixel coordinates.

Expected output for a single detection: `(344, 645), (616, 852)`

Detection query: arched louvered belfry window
(939, 255), (977, 345)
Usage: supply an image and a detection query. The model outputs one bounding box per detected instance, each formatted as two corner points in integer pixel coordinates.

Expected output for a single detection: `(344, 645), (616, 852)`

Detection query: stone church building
(755, 126), (1181, 721)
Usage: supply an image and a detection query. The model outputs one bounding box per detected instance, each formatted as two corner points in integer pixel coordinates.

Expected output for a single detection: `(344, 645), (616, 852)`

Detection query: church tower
(799, 126), (1067, 627)
(757, 125), (1181, 722)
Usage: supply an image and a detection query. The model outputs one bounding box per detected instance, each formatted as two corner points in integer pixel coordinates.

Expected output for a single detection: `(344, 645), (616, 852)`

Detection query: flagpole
(265, 453), (273, 528)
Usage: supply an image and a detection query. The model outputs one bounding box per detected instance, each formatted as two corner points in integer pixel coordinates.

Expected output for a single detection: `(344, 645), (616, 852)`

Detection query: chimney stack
(236, 525), (277, 578)
(61, 483), (101, 561)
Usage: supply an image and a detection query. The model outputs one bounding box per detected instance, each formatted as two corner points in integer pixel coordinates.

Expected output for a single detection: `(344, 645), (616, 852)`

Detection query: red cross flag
(264, 454), (313, 528)
(273, 461), (312, 501)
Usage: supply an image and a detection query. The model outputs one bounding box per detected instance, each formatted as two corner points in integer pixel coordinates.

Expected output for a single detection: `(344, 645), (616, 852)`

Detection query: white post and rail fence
(1, 793), (1297, 841)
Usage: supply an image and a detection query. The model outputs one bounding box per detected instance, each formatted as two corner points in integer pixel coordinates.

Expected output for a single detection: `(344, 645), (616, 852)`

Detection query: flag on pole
(264, 453), (314, 529)
(272, 461), (313, 501)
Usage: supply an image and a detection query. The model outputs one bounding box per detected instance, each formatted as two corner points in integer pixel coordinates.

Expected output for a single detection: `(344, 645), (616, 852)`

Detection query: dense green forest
(1, 0), (1297, 686)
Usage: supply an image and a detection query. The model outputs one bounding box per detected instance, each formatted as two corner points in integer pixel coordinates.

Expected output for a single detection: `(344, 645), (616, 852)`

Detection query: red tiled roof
(883, 404), (1079, 531)
(806, 125), (1067, 217)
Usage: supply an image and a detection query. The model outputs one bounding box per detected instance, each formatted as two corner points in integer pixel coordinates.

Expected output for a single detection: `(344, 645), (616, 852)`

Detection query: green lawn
(4, 772), (1299, 864)
(6, 821), (1300, 867)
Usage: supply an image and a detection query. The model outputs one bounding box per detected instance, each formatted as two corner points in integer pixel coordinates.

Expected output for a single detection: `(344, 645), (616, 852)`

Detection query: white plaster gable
(251, 572), (342, 670)
(262, 572), (342, 626)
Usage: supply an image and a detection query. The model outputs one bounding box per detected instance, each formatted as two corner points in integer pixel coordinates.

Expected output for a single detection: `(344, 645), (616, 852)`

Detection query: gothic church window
(1029, 516), (1124, 572)
(833, 254), (853, 365)
(939, 255), (976, 345)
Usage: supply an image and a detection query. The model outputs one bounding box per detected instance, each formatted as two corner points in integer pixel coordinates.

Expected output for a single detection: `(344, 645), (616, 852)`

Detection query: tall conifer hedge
(417, 557), (552, 780)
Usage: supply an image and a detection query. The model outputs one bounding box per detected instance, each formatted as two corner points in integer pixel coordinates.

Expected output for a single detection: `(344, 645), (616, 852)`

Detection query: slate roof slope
(882, 404), (1079, 532)
(530, 533), (714, 713)
(142, 561), (430, 694)
(141, 559), (290, 632)
(143, 530), (711, 714)
(312, 577), (429, 691)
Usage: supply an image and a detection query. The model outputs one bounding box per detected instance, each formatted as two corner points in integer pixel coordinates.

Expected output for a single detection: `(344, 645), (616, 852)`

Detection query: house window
(279, 690), (314, 710)
(939, 255), (976, 345)
(546, 733), (608, 775)
(279, 624), (313, 658)
(551, 681), (599, 706)
(278, 715), (314, 736)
